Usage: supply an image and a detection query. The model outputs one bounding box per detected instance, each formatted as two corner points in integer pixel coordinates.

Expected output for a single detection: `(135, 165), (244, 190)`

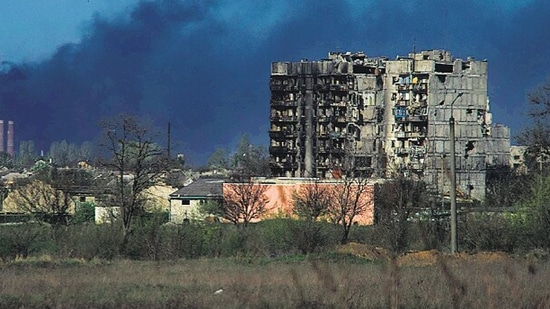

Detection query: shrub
(170, 223), (210, 259)
(288, 220), (338, 254)
(124, 212), (168, 260)
(460, 212), (518, 252)
(515, 174), (550, 248)
(0, 223), (53, 261)
(72, 202), (95, 224)
(254, 218), (295, 257)
(53, 223), (123, 260)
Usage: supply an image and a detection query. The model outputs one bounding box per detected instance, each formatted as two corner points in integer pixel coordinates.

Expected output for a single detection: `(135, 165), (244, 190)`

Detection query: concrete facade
(510, 145), (528, 174)
(269, 50), (510, 200)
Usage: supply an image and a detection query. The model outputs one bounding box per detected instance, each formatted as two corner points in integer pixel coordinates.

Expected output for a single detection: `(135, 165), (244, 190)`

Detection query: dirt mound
(398, 250), (515, 267)
(336, 245), (515, 266)
(336, 242), (391, 261)
(463, 251), (512, 263)
(397, 250), (442, 267)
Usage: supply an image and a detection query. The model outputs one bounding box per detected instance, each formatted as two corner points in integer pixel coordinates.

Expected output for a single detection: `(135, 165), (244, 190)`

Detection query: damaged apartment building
(269, 49), (510, 200)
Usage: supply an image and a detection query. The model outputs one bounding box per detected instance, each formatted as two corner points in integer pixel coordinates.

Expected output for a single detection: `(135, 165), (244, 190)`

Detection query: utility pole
(167, 122), (171, 159)
(449, 92), (462, 254)
(449, 114), (457, 254)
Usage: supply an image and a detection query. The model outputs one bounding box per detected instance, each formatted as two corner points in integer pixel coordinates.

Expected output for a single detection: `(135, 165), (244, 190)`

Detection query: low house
(0, 172), (29, 212)
(168, 178), (224, 223)
(94, 177), (178, 224)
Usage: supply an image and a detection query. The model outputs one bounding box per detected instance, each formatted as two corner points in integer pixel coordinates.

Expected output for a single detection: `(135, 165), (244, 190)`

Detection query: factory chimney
(7, 120), (14, 156)
(0, 120), (4, 153)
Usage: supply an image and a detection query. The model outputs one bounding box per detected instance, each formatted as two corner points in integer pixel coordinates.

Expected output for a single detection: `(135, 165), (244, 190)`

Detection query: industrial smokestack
(0, 120), (4, 153)
(7, 120), (14, 156)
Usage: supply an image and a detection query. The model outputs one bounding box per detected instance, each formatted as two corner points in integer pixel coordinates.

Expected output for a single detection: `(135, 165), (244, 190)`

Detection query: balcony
(396, 148), (409, 156)
(397, 84), (410, 91)
(270, 130), (296, 139)
(271, 100), (298, 108)
(408, 132), (423, 139)
(317, 116), (330, 123)
(317, 147), (328, 154)
(329, 84), (348, 92)
(269, 161), (298, 169)
(395, 131), (407, 139)
(271, 116), (298, 123)
(394, 131), (425, 139)
(334, 116), (347, 123)
(270, 84), (298, 92)
(408, 115), (427, 122)
(396, 99), (409, 106)
(269, 146), (297, 154)
(269, 130), (285, 139)
(329, 101), (347, 107)
(412, 83), (428, 93)
(327, 148), (346, 154)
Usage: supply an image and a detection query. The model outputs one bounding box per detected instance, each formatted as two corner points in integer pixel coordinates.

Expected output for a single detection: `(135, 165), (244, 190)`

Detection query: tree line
(2, 77), (550, 260)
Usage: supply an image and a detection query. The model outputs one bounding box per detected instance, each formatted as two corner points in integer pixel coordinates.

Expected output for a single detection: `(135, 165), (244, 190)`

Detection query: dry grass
(0, 253), (549, 308)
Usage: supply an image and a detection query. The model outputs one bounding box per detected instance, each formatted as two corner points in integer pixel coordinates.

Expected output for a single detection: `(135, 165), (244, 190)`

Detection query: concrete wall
(169, 198), (208, 223)
(223, 180), (375, 225)
(95, 206), (120, 224)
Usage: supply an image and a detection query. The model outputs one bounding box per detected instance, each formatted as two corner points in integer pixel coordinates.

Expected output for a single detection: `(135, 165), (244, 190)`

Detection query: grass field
(1, 251), (549, 309)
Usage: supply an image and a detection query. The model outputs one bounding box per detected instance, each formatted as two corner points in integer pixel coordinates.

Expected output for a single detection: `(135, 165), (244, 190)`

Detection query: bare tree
(374, 177), (429, 254)
(291, 181), (332, 253)
(329, 176), (373, 244)
(7, 179), (73, 225)
(292, 181), (331, 221)
(324, 146), (375, 244)
(222, 181), (270, 227)
(517, 78), (550, 174)
(486, 166), (530, 208)
(99, 114), (167, 238)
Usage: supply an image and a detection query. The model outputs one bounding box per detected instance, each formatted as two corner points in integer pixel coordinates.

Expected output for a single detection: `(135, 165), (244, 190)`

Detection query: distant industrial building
(269, 49), (510, 200)
(0, 120), (15, 156)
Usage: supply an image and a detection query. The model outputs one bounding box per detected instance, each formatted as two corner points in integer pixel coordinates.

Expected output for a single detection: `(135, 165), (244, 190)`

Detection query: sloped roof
(1, 172), (29, 184)
(169, 178), (224, 199)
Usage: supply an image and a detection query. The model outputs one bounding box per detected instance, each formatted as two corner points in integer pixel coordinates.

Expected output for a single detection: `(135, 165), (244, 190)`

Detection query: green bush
(288, 220), (338, 254)
(254, 218), (295, 257)
(72, 202), (96, 224)
(170, 223), (210, 259)
(53, 223), (123, 260)
(515, 174), (550, 248)
(412, 220), (449, 251)
(201, 224), (224, 257)
(219, 225), (251, 257)
(347, 224), (372, 244)
(0, 223), (53, 261)
(124, 212), (168, 260)
(460, 212), (518, 252)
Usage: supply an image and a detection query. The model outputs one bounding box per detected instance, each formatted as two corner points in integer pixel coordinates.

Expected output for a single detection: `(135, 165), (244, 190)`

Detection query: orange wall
(223, 182), (374, 225)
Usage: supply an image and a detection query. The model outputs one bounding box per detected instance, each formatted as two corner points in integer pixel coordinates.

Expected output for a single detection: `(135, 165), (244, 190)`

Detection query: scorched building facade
(269, 49), (510, 200)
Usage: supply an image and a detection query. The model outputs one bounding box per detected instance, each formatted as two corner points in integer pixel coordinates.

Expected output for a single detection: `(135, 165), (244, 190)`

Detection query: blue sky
(0, 0), (549, 164)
